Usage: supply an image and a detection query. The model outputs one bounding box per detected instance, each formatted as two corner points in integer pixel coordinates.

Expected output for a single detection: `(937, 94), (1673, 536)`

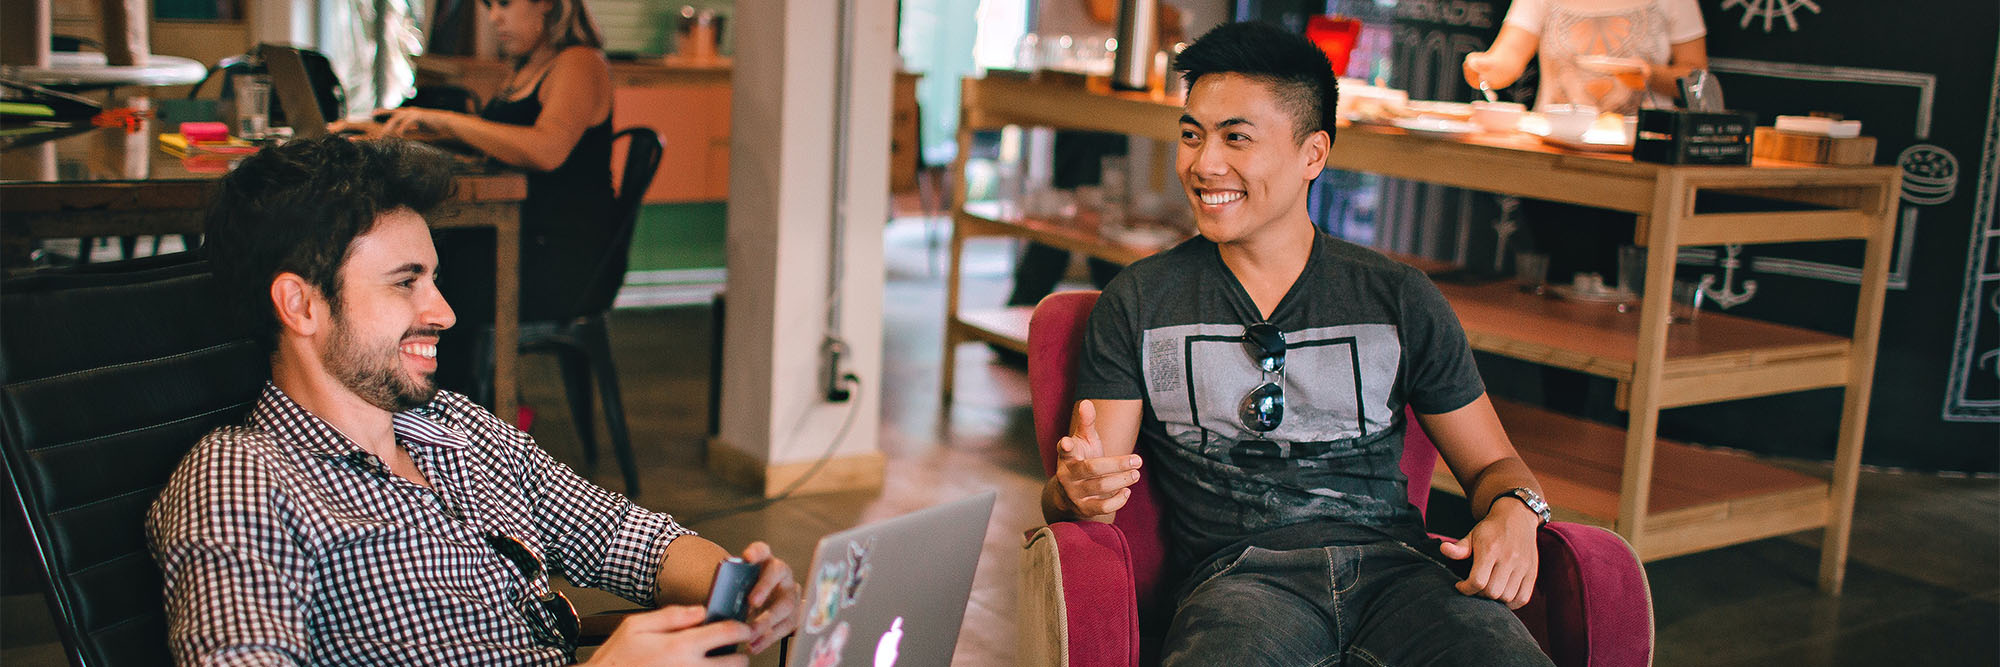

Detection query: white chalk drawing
(1721, 0), (1821, 33)
(1943, 41), (2000, 422)
(1704, 58), (1941, 290)
(1899, 144), (1961, 206)
(1699, 245), (1759, 309)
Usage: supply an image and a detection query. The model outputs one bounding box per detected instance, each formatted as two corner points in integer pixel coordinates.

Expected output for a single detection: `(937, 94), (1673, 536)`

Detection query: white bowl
(1542, 104), (1600, 140)
(1470, 101), (1526, 133)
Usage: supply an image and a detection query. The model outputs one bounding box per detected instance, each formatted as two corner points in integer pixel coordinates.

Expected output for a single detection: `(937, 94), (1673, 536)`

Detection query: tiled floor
(3, 217), (1994, 666)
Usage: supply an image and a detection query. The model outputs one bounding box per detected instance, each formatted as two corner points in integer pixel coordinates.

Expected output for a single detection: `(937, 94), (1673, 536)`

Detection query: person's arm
(1418, 395), (1544, 609)
(653, 537), (800, 655)
(498, 407), (796, 655)
(1640, 38), (1708, 100)
(372, 47), (611, 171)
(148, 445), (311, 664)
(1462, 23), (1540, 90)
(1394, 266), (1539, 608)
(1042, 398), (1145, 524)
(1044, 274), (1150, 524)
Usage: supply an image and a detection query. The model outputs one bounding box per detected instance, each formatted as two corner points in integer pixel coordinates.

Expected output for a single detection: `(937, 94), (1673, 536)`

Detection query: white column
(252, 0), (317, 47)
(712, 0), (893, 496)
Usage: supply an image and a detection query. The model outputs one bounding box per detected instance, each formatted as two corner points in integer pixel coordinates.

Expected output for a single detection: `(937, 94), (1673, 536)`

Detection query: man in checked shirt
(146, 136), (799, 665)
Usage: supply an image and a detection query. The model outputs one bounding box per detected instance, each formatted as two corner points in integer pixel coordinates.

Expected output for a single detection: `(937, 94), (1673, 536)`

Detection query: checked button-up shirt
(147, 383), (693, 665)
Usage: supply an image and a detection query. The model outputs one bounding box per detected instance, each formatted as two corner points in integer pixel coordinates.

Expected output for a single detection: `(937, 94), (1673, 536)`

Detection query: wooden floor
(1, 216), (1993, 666)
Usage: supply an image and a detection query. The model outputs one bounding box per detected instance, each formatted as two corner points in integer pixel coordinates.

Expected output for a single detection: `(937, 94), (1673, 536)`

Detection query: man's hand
(737, 542), (800, 654)
(1438, 499), (1541, 609)
(585, 605), (750, 666)
(1052, 400), (1143, 521)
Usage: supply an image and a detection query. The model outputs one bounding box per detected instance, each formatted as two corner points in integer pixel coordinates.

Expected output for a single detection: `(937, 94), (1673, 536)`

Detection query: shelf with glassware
(946, 75), (1902, 593)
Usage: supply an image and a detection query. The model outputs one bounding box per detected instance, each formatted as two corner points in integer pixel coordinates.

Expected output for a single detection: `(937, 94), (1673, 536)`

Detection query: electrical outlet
(820, 336), (853, 402)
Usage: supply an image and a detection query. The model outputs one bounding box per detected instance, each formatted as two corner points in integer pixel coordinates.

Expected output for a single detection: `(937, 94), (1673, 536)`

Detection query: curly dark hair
(1175, 22), (1340, 144)
(203, 136), (457, 351)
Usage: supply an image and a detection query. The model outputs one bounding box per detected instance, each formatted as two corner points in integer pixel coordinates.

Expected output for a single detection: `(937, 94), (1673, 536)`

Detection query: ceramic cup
(1470, 101), (1526, 133)
(1542, 104), (1599, 141)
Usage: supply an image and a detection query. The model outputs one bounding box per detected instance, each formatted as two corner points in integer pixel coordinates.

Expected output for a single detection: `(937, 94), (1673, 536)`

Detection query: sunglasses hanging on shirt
(485, 533), (581, 651)
(1239, 322), (1287, 432)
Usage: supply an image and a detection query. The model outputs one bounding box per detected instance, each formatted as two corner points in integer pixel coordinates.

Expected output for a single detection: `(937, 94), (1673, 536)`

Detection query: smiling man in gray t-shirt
(1039, 23), (1556, 666)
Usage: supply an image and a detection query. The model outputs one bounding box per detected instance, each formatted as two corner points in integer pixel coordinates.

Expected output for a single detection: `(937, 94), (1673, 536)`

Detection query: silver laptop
(787, 492), (994, 667)
(261, 44), (327, 138)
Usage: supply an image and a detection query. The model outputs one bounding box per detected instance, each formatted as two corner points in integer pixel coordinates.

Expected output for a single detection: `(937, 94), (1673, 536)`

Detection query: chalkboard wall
(1658, 2), (1999, 472)
(1239, 0), (1999, 471)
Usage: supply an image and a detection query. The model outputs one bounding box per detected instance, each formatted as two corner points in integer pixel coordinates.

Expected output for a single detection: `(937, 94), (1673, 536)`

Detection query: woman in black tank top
(332, 0), (618, 395)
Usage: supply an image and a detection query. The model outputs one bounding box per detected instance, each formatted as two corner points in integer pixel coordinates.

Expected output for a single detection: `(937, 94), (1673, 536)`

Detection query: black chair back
(570, 127), (664, 318)
(0, 254), (265, 666)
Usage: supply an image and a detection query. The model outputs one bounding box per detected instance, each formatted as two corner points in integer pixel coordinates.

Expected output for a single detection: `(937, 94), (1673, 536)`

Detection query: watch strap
(1496, 487), (1551, 525)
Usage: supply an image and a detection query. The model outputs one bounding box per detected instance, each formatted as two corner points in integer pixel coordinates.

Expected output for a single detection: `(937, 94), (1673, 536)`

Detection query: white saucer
(1392, 117), (1479, 140)
(1548, 284), (1635, 303)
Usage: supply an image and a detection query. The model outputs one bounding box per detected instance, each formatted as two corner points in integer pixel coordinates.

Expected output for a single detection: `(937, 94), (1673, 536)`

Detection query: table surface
(0, 52), (209, 89)
(1, 107), (503, 188)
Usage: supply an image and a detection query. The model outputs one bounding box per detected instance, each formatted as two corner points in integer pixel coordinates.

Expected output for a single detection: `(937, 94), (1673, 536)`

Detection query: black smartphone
(703, 557), (760, 656)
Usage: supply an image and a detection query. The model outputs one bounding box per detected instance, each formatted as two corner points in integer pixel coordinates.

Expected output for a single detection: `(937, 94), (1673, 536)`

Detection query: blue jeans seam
(1323, 547), (1347, 650)
(1176, 547), (1258, 614)
(1332, 546), (1362, 595)
(1393, 540), (1456, 577)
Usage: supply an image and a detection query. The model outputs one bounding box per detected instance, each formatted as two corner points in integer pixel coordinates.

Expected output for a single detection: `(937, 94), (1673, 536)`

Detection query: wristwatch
(1495, 487), (1551, 525)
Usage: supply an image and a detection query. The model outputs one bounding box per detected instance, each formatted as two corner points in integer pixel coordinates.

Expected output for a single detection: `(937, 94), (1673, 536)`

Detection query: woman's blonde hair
(538, 0), (603, 51)
(485, 0), (603, 53)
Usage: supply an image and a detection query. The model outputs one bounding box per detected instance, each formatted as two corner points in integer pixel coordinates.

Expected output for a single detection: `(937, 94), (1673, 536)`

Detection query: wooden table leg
(1618, 177), (1689, 554)
(942, 215), (964, 405)
(491, 212), (520, 423)
(1819, 181), (1898, 594)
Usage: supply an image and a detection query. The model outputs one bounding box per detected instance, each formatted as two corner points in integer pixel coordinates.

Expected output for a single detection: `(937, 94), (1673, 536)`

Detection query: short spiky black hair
(204, 136), (457, 351)
(1175, 22), (1339, 144)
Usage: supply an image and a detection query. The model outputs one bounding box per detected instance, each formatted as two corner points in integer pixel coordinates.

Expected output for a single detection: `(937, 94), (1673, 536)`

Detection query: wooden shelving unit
(944, 76), (1901, 593)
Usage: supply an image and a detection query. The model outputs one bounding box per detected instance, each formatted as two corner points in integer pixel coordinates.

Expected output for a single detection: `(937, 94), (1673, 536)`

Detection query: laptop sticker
(840, 539), (873, 608)
(807, 558), (849, 633)
(873, 616), (904, 667)
(809, 621), (851, 667)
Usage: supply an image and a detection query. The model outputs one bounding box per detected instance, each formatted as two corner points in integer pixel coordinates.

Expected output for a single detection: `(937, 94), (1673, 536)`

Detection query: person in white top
(1461, 0), (1708, 114)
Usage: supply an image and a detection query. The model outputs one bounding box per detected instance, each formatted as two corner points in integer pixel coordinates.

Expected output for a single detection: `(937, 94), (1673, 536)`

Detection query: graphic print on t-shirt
(1141, 322), (1403, 460)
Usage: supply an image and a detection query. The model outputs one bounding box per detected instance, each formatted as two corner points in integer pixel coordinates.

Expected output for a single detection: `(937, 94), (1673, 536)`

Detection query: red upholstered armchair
(1018, 291), (1654, 667)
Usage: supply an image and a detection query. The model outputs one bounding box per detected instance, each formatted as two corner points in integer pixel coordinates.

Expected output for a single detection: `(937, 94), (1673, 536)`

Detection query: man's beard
(324, 313), (442, 412)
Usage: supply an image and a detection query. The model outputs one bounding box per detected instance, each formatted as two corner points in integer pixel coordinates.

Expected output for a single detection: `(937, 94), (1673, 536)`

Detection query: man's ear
(1300, 129), (1331, 177)
(270, 273), (327, 337)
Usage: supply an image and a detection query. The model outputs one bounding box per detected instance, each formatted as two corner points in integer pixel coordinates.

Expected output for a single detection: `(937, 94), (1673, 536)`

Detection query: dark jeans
(1162, 541), (1553, 667)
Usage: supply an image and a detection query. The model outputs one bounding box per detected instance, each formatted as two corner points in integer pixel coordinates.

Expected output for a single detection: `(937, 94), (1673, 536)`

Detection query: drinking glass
(234, 73), (271, 139)
(1099, 155), (1129, 229)
(1515, 250), (1550, 294)
(1617, 244), (1645, 297)
(1671, 280), (1704, 323)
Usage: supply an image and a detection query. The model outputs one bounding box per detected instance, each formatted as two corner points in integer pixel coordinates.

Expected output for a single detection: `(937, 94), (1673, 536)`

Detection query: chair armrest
(1531, 522), (1654, 667)
(1021, 521), (1142, 667)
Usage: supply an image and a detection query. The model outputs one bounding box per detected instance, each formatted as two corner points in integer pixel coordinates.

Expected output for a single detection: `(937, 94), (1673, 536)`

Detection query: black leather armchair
(1, 255), (264, 666)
